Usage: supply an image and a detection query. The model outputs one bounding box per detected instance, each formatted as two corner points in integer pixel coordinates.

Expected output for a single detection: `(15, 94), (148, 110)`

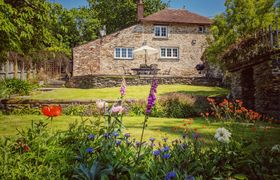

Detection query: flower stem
(136, 115), (148, 163)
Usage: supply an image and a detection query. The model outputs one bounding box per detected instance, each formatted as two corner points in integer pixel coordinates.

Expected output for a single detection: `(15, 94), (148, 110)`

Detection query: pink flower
(111, 105), (124, 114)
(120, 78), (127, 97)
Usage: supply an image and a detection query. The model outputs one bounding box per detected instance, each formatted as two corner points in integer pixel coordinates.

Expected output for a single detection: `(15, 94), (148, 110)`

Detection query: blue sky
(53, 0), (225, 17)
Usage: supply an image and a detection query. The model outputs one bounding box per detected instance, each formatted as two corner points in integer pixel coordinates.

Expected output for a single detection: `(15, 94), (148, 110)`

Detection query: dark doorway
(241, 68), (255, 109)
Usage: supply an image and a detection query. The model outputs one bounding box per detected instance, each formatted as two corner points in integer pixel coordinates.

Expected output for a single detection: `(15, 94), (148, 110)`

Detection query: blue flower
(113, 132), (119, 137)
(135, 141), (140, 147)
(153, 150), (161, 156)
(126, 139), (131, 145)
(116, 140), (121, 146)
(162, 153), (171, 159)
(165, 171), (176, 180)
(187, 175), (195, 180)
(103, 133), (110, 139)
(192, 133), (199, 140)
(161, 146), (169, 152)
(86, 147), (94, 153)
(124, 133), (130, 138)
(149, 137), (155, 142)
(180, 143), (187, 149)
(88, 134), (95, 140)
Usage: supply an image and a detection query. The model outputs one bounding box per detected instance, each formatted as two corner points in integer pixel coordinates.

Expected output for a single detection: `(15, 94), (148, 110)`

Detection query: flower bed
(0, 78), (279, 179)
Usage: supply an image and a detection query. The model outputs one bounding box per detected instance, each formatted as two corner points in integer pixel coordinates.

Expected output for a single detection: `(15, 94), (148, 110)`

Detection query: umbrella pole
(145, 49), (147, 65)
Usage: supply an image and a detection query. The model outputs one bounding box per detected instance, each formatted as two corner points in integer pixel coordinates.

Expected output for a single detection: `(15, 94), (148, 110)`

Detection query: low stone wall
(65, 75), (223, 89)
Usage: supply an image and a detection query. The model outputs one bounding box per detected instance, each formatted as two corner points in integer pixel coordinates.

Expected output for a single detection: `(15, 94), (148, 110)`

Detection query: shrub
(0, 78), (36, 98)
(129, 93), (209, 118)
(63, 104), (99, 116)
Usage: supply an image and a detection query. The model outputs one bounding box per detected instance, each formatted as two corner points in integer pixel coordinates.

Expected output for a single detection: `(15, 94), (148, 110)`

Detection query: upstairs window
(154, 25), (168, 38)
(114, 48), (133, 59)
(198, 26), (207, 33)
(160, 47), (179, 59)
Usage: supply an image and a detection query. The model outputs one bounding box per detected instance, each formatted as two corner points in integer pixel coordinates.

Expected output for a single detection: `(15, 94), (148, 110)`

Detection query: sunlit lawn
(1, 115), (279, 147)
(29, 84), (228, 100)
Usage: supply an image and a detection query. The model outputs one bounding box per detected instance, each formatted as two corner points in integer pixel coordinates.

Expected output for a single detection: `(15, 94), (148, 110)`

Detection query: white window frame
(154, 25), (168, 38)
(160, 47), (179, 59)
(114, 47), (134, 60)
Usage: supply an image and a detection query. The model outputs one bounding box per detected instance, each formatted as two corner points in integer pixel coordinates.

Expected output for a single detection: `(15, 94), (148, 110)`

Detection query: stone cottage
(72, 0), (212, 77)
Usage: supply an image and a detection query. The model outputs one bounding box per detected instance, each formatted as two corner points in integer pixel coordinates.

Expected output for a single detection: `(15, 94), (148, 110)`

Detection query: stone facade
(73, 23), (209, 77)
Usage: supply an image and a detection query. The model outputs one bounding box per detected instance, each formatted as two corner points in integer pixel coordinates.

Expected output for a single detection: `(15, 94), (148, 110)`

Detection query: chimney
(137, 0), (144, 21)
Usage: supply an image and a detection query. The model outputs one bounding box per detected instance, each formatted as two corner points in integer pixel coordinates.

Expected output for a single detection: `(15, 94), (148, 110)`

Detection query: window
(114, 48), (133, 59)
(198, 26), (207, 33)
(154, 25), (168, 38)
(160, 47), (179, 59)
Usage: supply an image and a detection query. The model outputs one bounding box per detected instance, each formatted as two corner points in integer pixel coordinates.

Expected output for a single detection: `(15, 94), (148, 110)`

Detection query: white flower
(96, 100), (107, 109)
(271, 144), (280, 153)
(214, 127), (231, 143)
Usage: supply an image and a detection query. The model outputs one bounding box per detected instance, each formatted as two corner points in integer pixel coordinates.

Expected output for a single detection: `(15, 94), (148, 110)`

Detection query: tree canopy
(0, 0), (168, 64)
(205, 0), (277, 66)
(87, 0), (168, 34)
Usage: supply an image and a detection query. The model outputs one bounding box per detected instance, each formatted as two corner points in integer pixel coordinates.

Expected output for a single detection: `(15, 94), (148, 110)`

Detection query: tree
(205, 0), (276, 65)
(87, 0), (168, 34)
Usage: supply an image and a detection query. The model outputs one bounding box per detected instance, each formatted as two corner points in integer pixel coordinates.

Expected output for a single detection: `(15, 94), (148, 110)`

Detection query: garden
(0, 78), (279, 179)
(1, 0), (280, 179)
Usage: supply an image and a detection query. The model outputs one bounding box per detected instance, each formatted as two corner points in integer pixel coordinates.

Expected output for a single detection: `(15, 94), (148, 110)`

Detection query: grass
(29, 84), (228, 100)
(1, 115), (279, 147)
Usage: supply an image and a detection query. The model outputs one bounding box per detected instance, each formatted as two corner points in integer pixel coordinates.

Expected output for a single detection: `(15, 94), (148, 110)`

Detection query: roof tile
(141, 8), (212, 25)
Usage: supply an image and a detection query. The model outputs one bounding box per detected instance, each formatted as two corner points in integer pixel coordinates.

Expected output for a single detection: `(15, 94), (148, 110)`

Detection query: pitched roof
(141, 8), (212, 25)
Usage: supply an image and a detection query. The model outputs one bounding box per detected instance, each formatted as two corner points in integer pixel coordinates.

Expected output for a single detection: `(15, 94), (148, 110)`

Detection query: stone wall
(254, 61), (280, 117)
(73, 23), (210, 77)
(230, 59), (280, 119)
(65, 75), (222, 89)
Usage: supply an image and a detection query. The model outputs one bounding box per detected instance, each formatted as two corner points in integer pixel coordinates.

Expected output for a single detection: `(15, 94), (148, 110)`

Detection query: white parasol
(133, 45), (158, 64)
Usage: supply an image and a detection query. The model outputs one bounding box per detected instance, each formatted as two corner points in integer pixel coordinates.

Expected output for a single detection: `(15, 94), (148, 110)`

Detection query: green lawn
(1, 115), (279, 147)
(30, 85), (228, 100)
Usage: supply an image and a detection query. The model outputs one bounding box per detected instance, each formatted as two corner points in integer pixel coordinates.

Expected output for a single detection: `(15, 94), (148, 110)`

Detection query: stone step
(45, 80), (66, 88)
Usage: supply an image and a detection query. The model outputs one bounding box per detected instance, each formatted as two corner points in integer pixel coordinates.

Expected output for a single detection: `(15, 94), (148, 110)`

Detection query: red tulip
(41, 105), (62, 117)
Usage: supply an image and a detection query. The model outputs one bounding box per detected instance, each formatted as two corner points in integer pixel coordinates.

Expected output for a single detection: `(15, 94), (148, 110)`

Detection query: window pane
(121, 48), (127, 58)
(161, 48), (166, 57)
(115, 48), (120, 57)
(173, 48), (178, 57)
(167, 48), (172, 57)
(155, 27), (161, 36)
(161, 27), (167, 37)
(128, 48), (133, 58)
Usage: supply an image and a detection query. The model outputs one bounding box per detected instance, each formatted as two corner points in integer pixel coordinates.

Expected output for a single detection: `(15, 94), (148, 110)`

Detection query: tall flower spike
(120, 77), (127, 97)
(146, 79), (158, 115)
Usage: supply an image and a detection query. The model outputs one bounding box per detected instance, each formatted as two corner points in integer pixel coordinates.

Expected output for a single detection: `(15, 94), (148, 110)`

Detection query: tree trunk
(20, 61), (25, 80)
(26, 62), (32, 80)
(33, 64), (37, 78)
(13, 59), (18, 79)
(5, 61), (9, 79)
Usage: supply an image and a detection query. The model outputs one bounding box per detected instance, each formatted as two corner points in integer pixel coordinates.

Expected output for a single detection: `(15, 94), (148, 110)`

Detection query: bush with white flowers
(271, 144), (280, 153)
(214, 127), (231, 143)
